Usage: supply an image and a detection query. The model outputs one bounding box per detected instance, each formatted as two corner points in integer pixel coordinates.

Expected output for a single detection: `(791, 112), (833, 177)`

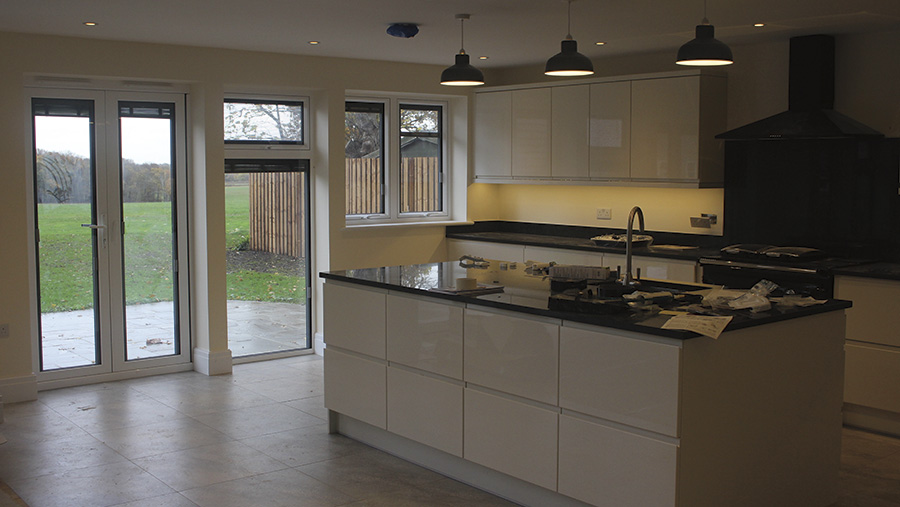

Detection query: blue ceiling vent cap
(387, 23), (419, 38)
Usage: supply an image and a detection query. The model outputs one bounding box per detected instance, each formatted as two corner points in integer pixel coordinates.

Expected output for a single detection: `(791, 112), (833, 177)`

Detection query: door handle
(81, 224), (106, 230)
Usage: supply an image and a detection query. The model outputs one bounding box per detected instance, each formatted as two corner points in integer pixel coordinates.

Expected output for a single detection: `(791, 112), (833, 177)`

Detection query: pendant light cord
(565, 0), (574, 40)
(459, 16), (466, 55)
(701, 0), (709, 25)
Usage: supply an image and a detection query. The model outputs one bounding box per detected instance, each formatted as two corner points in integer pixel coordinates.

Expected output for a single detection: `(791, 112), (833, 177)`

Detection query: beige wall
(474, 30), (900, 235)
(0, 31), (466, 397)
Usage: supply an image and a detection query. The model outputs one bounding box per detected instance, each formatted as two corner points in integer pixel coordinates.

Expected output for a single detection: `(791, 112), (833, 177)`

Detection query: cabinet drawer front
(387, 294), (463, 379)
(387, 367), (463, 456)
(558, 415), (677, 507)
(464, 308), (559, 405)
(845, 342), (900, 413)
(560, 326), (681, 436)
(464, 388), (558, 490)
(835, 276), (900, 347)
(324, 283), (386, 358)
(324, 348), (386, 429)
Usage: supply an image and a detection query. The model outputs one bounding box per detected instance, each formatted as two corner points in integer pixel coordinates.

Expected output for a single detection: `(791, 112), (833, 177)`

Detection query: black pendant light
(545, 0), (594, 77)
(441, 14), (484, 86)
(676, 0), (733, 66)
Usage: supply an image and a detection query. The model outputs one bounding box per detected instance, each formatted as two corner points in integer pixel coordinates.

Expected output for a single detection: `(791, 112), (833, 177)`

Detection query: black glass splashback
(723, 138), (899, 259)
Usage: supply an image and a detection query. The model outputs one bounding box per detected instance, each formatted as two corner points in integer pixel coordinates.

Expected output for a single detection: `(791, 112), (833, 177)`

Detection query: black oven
(699, 258), (835, 299)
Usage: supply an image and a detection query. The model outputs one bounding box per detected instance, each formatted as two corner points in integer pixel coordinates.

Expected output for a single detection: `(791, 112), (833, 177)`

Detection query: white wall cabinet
(552, 85), (590, 179)
(630, 75), (726, 186)
(473, 91), (512, 179)
(590, 80), (632, 180)
(473, 70), (726, 187)
(511, 88), (552, 179)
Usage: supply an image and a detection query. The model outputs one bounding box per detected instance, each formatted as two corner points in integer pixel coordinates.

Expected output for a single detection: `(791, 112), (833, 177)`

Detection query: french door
(29, 88), (190, 381)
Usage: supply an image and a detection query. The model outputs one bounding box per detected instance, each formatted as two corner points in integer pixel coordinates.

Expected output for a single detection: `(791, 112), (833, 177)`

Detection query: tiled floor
(0, 356), (514, 507)
(0, 355), (898, 506)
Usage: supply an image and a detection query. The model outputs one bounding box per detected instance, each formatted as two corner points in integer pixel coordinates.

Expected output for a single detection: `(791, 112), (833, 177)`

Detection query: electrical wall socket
(0, 324), (8, 338)
(596, 208), (612, 220)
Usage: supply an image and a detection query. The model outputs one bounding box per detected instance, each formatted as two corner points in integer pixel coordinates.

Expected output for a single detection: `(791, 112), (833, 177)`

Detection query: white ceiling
(3, 0), (900, 69)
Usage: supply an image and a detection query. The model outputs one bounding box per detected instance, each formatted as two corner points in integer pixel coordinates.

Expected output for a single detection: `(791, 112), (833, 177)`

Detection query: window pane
(345, 102), (384, 215)
(400, 105), (442, 213)
(224, 100), (303, 143)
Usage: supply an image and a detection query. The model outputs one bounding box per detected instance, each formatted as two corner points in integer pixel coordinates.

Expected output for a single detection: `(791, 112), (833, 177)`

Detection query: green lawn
(38, 185), (305, 313)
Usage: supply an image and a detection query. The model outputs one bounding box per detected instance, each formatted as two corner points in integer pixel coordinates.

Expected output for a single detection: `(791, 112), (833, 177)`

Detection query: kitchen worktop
(834, 262), (900, 281)
(446, 221), (725, 261)
(321, 259), (851, 340)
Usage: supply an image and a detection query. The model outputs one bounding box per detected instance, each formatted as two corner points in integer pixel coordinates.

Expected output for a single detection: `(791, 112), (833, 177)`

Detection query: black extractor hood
(717, 34), (883, 140)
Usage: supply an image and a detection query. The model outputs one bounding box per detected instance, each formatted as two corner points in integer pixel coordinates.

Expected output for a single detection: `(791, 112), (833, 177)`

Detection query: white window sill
(344, 219), (473, 230)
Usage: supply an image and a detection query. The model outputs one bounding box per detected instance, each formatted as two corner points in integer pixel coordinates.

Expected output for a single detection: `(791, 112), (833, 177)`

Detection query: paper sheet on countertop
(662, 314), (733, 339)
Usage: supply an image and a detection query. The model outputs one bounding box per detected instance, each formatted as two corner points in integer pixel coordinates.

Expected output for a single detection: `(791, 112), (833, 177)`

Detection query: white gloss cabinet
(387, 367), (463, 456)
(603, 252), (698, 283)
(446, 239), (525, 264)
(324, 348), (386, 429)
(590, 80), (632, 180)
(464, 307), (560, 405)
(630, 75), (726, 186)
(558, 414), (677, 507)
(560, 325), (681, 436)
(523, 245), (603, 266)
(512, 88), (552, 179)
(323, 282), (386, 359)
(473, 91), (512, 179)
(552, 85), (590, 179)
(464, 388), (558, 491)
(387, 294), (463, 379)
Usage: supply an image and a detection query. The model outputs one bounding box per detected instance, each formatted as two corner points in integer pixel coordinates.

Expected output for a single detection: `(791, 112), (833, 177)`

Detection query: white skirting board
(0, 374), (38, 404)
(314, 332), (325, 356)
(844, 403), (900, 438)
(193, 347), (233, 376)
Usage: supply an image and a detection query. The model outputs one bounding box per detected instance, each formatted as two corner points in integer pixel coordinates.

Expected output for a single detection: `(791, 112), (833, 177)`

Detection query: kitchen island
(320, 260), (849, 507)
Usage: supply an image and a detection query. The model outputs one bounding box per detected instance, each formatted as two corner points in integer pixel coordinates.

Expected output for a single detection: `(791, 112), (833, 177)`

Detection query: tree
(36, 150), (90, 204)
(224, 102), (302, 142)
(345, 111), (382, 158)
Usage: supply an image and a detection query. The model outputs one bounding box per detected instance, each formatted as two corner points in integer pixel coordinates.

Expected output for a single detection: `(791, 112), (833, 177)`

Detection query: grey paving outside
(40, 301), (308, 369)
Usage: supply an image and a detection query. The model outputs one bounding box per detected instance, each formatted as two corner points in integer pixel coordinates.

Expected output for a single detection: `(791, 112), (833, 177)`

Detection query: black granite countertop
(321, 260), (851, 340)
(446, 221), (724, 261)
(834, 262), (900, 281)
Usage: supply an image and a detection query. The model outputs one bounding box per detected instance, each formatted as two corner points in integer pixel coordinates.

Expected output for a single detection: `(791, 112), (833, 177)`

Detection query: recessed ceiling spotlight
(479, 56), (489, 60)
(753, 23), (765, 27)
(595, 42), (606, 46)
(308, 41), (320, 45)
(83, 21), (97, 26)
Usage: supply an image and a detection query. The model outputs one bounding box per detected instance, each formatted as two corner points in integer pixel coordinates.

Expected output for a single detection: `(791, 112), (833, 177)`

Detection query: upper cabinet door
(473, 91), (512, 179)
(551, 85), (590, 179)
(511, 88), (552, 179)
(589, 80), (632, 180)
(631, 76), (700, 181)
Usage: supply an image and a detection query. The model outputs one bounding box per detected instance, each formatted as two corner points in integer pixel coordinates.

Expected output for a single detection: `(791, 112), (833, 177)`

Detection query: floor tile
(7, 461), (174, 507)
(237, 374), (324, 403)
(295, 447), (449, 499)
(0, 432), (127, 481)
(93, 417), (232, 460)
(133, 380), (276, 417)
(180, 468), (355, 507)
(49, 390), (186, 433)
(0, 410), (89, 445)
(189, 403), (323, 439)
(285, 395), (328, 421)
(239, 423), (371, 467)
(107, 492), (200, 507)
(132, 440), (288, 491)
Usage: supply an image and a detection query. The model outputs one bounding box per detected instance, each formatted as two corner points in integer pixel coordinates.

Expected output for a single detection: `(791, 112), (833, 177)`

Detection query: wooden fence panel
(248, 173), (306, 257)
(345, 157), (440, 214)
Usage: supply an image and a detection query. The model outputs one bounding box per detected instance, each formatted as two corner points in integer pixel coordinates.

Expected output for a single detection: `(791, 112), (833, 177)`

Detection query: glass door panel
(119, 103), (179, 361)
(33, 100), (103, 371)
